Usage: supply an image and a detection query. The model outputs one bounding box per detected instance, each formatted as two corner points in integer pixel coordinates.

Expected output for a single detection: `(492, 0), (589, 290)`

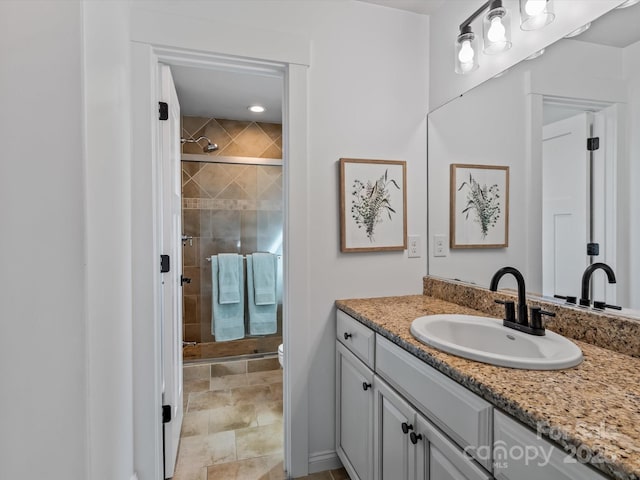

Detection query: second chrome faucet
(490, 266), (555, 336)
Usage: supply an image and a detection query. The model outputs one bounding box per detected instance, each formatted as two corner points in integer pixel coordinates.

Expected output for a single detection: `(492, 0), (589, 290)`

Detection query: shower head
(180, 135), (219, 153)
(203, 141), (219, 152)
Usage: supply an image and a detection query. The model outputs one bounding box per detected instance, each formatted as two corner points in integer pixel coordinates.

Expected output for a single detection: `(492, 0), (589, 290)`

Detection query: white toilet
(278, 343), (284, 368)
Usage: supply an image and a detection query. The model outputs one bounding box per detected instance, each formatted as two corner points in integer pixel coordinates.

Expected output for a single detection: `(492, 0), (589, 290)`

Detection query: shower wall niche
(181, 116), (283, 362)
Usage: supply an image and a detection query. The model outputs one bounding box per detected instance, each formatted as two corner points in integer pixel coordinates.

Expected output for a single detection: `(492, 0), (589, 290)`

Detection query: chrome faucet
(579, 262), (617, 307)
(490, 266), (553, 336)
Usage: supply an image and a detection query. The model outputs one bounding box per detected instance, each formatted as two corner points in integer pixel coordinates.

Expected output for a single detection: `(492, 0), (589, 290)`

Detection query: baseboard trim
(308, 450), (342, 474)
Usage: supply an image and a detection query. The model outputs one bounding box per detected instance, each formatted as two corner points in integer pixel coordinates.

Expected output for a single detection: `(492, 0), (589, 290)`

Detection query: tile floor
(173, 356), (349, 480)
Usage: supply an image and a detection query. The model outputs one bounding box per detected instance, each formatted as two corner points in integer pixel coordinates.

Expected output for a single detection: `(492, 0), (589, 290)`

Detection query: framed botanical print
(340, 158), (407, 252)
(450, 164), (509, 248)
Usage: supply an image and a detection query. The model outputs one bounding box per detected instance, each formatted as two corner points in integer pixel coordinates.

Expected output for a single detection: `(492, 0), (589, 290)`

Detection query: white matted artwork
(450, 164), (509, 248)
(340, 158), (407, 252)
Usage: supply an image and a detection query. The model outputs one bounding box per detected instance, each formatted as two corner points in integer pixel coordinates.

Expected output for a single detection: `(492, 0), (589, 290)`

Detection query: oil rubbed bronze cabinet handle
(343, 332), (352, 340)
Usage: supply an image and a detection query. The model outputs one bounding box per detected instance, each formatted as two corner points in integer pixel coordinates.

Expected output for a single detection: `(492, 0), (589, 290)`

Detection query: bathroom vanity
(335, 278), (640, 480)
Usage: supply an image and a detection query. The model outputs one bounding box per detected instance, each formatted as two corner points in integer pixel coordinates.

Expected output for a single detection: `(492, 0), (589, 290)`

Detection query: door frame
(535, 95), (620, 304)
(525, 67), (627, 298)
(130, 12), (311, 479)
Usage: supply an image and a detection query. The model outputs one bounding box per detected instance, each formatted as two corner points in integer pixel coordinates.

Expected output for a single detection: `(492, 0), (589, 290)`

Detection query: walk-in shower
(180, 116), (283, 363)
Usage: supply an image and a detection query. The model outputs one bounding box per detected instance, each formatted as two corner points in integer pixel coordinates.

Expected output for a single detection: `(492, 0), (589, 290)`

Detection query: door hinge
(587, 243), (600, 256)
(159, 101), (169, 121)
(162, 405), (172, 423)
(160, 254), (170, 273)
(587, 137), (600, 151)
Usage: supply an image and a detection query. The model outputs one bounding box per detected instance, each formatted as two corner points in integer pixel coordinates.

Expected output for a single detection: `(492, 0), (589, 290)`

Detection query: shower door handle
(181, 235), (193, 247)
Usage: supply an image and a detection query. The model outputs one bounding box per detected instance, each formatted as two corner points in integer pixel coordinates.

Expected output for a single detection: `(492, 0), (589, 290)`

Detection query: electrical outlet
(433, 234), (447, 257)
(408, 235), (421, 258)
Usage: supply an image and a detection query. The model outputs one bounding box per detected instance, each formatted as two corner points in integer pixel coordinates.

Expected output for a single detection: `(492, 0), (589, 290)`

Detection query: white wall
(429, 0), (623, 111)
(296, 2), (430, 461)
(428, 39), (627, 294)
(0, 2), (88, 479)
(83, 2), (135, 479)
(623, 39), (640, 309)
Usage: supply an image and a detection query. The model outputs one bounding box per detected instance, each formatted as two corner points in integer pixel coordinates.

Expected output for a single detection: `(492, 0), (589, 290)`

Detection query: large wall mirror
(427, 3), (640, 313)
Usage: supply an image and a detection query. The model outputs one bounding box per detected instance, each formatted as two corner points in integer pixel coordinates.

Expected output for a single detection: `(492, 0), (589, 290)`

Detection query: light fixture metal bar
(459, 0), (497, 30)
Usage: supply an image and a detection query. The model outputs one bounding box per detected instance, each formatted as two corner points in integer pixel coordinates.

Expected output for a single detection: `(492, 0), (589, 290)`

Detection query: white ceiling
(356, 0), (445, 15)
(171, 65), (283, 123)
(171, 1), (639, 124)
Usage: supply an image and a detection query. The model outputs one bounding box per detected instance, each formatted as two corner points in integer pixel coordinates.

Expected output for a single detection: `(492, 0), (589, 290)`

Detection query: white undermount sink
(410, 314), (583, 370)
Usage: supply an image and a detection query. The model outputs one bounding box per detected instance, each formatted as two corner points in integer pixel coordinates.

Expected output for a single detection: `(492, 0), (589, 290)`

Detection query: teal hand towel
(251, 252), (277, 306)
(246, 255), (278, 335)
(211, 256), (245, 341)
(218, 253), (241, 304)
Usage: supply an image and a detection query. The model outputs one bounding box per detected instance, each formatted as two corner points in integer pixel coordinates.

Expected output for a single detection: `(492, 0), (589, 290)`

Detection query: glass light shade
(483, 7), (512, 54)
(455, 31), (479, 75)
(525, 48), (545, 60)
(520, 0), (555, 31)
(564, 22), (591, 39)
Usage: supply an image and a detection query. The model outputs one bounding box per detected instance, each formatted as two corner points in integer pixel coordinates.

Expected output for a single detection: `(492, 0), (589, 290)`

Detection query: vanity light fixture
(520, 0), (555, 31)
(564, 22), (591, 38)
(455, 0), (513, 74)
(248, 105), (265, 113)
(454, 0), (556, 74)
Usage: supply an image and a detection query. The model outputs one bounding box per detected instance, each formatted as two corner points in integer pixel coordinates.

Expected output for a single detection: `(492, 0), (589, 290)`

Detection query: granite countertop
(336, 295), (640, 480)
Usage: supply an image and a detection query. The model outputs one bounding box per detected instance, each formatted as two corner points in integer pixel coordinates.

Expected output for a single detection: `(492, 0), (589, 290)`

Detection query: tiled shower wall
(182, 116), (283, 361)
(182, 116), (282, 159)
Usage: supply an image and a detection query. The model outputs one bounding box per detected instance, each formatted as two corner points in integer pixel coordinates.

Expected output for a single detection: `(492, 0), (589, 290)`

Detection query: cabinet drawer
(337, 310), (375, 369)
(494, 411), (608, 480)
(375, 335), (493, 471)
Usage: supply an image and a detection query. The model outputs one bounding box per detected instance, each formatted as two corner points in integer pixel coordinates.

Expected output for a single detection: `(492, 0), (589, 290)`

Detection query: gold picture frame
(340, 158), (407, 252)
(450, 164), (509, 249)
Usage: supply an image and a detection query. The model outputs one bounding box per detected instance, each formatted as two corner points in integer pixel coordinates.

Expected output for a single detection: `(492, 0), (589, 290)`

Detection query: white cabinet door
(374, 378), (416, 480)
(414, 414), (491, 480)
(336, 342), (374, 480)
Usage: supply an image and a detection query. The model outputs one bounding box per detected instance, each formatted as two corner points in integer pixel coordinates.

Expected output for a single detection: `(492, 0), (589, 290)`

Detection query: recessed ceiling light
(248, 105), (265, 113)
(564, 22), (591, 38)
